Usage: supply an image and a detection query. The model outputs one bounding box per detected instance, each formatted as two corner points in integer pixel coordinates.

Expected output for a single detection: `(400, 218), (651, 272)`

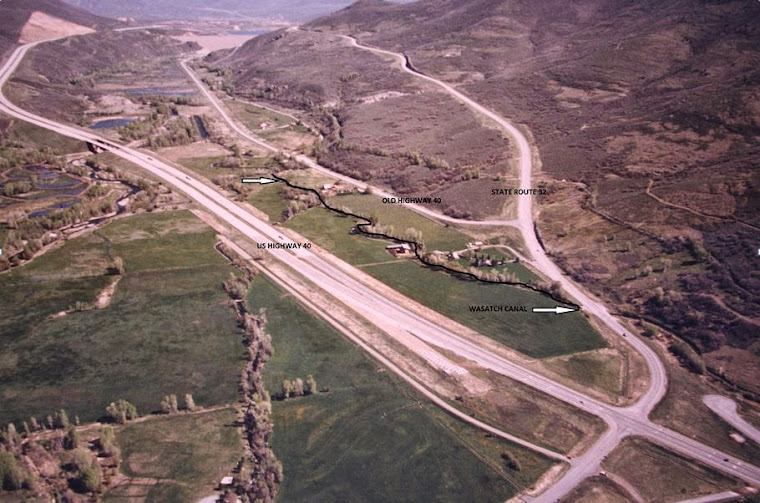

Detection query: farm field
(106, 407), (240, 501)
(247, 275), (554, 501)
(0, 210), (242, 425)
(283, 205), (605, 358)
(328, 192), (469, 251)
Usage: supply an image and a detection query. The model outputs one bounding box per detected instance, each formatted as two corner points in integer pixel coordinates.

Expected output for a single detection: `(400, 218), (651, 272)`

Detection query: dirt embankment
(19, 11), (94, 44)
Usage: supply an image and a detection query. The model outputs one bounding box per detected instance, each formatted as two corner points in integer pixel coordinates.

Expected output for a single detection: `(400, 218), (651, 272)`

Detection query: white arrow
(241, 177), (277, 185)
(532, 306), (578, 314)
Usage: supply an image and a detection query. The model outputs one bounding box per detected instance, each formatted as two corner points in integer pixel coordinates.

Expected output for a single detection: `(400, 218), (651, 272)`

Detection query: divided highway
(2, 35), (759, 501)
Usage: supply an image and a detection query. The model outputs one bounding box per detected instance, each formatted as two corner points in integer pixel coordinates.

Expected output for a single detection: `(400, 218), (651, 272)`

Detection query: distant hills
(62, 0), (358, 22)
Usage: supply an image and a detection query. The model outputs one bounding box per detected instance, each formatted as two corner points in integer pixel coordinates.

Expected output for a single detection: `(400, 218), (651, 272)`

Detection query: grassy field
(601, 437), (743, 502)
(106, 407), (240, 501)
(286, 206), (396, 265)
(284, 206), (605, 358)
(0, 211), (243, 425)
(223, 99), (314, 149)
(328, 193), (470, 251)
(367, 261), (605, 358)
(223, 99), (293, 130)
(247, 275), (555, 501)
(178, 155), (277, 180)
(563, 475), (632, 503)
(9, 119), (86, 154)
(248, 183), (288, 223)
(543, 350), (625, 400)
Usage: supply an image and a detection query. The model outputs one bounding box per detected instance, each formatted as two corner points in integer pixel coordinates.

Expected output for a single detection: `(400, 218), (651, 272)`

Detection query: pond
(127, 88), (197, 97)
(91, 118), (135, 129)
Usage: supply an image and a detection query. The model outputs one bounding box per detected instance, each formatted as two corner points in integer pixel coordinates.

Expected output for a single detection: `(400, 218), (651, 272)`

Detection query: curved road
(2, 35), (759, 501)
(704, 395), (760, 446)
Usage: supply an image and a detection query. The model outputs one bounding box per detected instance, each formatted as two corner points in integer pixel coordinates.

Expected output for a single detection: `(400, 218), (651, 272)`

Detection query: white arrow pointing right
(532, 306), (578, 314)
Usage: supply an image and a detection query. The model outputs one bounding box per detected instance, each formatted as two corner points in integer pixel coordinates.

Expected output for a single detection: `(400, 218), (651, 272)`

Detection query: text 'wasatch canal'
(469, 305), (527, 312)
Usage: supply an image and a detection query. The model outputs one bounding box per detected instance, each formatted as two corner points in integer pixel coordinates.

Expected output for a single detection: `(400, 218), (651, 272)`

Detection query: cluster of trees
(403, 150), (450, 170)
(66, 448), (101, 494)
(668, 338), (706, 375)
(159, 393), (196, 414)
(279, 375), (318, 400)
(3, 181), (33, 197)
(282, 190), (320, 221)
(223, 268), (256, 308)
(117, 99), (207, 149)
(0, 137), (64, 169)
(144, 116), (203, 149)
(105, 400), (138, 425)
(221, 260), (282, 502)
(4, 409), (81, 442)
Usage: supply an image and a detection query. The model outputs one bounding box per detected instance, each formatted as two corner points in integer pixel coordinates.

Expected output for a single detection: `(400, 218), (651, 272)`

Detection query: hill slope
(0, 0), (111, 54)
(305, 0), (760, 392)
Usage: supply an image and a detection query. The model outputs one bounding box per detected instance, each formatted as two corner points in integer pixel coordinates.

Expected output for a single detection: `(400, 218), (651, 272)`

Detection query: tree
(4, 424), (19, 448)
(29, 417), (39, 432)
(45, 415), (54, 430)
(184, 394), (196, 412)
(105, 400), (138, 424)
(0, 451), (21, 490)
(305, 375), (317, 396)
(169, 394), (178, 413)
(293, 378), (304, 397)
(64, 426), (80, 450)
(160, 395), (172, 414)
(54, 409), (69, 429)
(281, 380), (293, 399)
(99, 427), (117, 456)
(73, 462), (101, 494)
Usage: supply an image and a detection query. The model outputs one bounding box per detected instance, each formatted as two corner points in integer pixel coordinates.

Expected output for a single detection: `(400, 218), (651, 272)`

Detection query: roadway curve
(704, 395), (760, 446)
(3, 37), (759, 501)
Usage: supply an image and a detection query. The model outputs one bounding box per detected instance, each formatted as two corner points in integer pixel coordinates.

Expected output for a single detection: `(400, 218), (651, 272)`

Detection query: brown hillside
(0, 0), (112, 55)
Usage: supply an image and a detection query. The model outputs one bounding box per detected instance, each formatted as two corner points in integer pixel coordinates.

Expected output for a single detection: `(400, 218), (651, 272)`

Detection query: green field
(0, 211), (242, 425)
(248, 183), (288, 223)
(247, 275), (554, 502)
(284, 206), (605, 358)
(107, 407), (240, 501)
(9, 119), (86, 154)
(224, 99), (293, 131)
(329, 193), (470, 251)
(178, 155), (277, 180)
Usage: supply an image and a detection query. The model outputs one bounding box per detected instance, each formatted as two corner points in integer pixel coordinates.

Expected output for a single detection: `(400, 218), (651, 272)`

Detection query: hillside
(215, 28), (516, 219)
(304, 0), (760, 392)
(0, 0), (111, 55)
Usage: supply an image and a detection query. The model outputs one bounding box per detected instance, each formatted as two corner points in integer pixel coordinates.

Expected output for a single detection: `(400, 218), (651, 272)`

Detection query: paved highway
(704, 395), (760, 446)
(2, 36), (759, 501)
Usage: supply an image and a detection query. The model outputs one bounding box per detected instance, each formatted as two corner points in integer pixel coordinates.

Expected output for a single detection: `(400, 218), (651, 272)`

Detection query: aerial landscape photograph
(0, 0), (757, 501)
